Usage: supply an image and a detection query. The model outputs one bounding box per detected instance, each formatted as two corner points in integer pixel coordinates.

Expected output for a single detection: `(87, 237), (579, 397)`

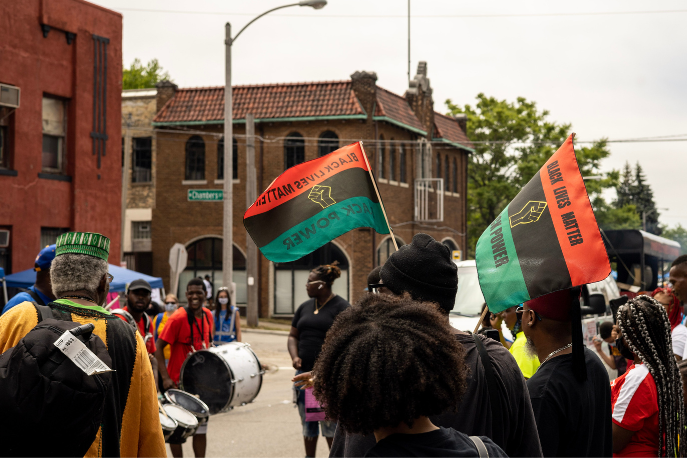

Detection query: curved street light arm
(232, 3), (301, 44)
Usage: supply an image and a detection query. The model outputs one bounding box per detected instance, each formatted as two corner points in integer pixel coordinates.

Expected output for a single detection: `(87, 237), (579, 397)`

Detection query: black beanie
(380, 233), (458, 313)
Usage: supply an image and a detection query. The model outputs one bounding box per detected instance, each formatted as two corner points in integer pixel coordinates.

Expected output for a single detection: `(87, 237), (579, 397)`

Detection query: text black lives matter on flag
(243, 142), (391, 263)
(475, 134), (611, 313)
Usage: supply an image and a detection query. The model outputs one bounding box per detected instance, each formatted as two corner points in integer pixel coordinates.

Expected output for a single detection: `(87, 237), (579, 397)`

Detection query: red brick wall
(0, 0), (122, 271)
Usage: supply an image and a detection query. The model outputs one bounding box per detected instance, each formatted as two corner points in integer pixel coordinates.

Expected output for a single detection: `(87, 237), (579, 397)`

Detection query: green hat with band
(55, 232), (110, 261)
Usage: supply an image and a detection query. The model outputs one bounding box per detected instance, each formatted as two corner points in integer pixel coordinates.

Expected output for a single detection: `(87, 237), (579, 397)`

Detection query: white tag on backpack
(54, 330), (113, 375)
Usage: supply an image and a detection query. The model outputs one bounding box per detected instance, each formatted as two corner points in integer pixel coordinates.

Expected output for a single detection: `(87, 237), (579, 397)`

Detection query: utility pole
(223, 23), (234, 294)
(245, 114), (259, 327)
(120, 114), (132, 265)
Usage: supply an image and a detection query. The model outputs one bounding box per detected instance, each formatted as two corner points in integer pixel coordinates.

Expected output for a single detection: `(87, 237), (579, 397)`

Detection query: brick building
(0, 0), (122, 280)
(121, 88), (157, 274)
(150, 63), (472, 317)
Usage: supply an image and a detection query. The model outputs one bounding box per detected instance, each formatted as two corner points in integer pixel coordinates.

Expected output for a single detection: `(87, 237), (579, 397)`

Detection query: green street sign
(188, 189), (223, 201)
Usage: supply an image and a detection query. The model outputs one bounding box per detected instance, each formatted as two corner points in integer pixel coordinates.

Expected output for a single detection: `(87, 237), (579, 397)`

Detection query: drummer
(156, 278), (214, 458)
(213, 287), (241, 343)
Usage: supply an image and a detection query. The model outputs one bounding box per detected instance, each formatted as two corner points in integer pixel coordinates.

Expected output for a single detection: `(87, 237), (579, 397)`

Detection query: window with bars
(217, 137), (238, 180)
(42, 97), (67, 173)
(378, 135), (385, 179)
(399, 144), (406, 183)
(132, 221), (151, 240)
(318, 131), (339, 157)
(185, 135), (205, 180)
(445, 155), (450, 191)
(389, 141), (396, 181)
(453, 158), (458, 193)
(132, 137), (152, 183)
(284, 133), (305, 170)
(41, 227), (68, 250)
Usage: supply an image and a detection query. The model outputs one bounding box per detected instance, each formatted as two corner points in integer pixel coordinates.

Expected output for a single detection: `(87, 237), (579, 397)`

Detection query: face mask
(616, 336), (635, 360)
(218, 298), (229, 305)
(607, 341), (616, 347)
(165, 302), (177, 312)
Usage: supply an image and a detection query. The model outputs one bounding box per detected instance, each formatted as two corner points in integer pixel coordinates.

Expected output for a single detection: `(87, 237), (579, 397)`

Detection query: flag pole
(359, 142), (399, 251)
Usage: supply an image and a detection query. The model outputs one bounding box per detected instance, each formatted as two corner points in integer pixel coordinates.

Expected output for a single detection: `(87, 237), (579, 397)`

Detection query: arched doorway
(376, 236), (406, 266)
(274, 242), (350, 315)
(177, 237), (246, 305)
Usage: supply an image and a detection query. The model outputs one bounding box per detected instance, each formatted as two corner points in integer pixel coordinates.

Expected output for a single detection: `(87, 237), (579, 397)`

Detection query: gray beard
(525, 336), (538, 358)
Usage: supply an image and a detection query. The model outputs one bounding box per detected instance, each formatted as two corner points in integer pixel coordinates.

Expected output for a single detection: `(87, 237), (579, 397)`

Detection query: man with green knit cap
(0, 232), (165, 458)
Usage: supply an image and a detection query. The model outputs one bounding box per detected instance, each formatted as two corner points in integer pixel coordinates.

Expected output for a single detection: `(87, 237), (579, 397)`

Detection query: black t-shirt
(330, 333), (543, 458)
(291, 295), (349, 372)
(365, 427), (507, 458)
(527, 347), (612, 457)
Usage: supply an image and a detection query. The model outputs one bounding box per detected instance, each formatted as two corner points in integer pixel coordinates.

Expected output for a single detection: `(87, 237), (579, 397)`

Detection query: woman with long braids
(611, 295), (686, 457)
(288, 261), (350, 457)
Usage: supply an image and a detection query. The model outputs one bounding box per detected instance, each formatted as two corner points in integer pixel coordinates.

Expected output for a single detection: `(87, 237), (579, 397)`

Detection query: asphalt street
(166, 330), (333, 457)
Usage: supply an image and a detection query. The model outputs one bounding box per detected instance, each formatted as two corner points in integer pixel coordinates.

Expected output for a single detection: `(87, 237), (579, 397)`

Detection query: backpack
(0, 303), (113, 457)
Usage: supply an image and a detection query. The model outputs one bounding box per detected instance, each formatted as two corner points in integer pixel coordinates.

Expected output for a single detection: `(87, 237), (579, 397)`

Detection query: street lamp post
(223, 0), (327, 324)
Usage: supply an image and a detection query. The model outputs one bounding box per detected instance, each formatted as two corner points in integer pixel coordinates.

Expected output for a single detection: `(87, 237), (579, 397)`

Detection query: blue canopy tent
(4, 264), (163, 292)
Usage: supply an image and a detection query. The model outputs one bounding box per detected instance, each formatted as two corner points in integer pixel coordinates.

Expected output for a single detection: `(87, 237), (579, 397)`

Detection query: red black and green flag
(244, 142), (390, 263)
(475, 134), (611, 313)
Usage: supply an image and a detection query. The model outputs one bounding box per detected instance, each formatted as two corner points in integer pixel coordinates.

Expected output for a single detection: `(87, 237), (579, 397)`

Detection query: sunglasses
(106, 273), (114, 283)
(515, 305), (542, 321)
(368, 282), (385, 294)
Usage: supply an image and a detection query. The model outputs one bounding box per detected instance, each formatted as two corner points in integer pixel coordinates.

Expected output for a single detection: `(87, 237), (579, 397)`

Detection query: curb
(243, 328), (290, 336)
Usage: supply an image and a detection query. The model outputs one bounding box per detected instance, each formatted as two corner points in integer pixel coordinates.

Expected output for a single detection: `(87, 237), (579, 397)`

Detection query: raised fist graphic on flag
(509, 201), (548, 228)
(308, 185), (336, 209)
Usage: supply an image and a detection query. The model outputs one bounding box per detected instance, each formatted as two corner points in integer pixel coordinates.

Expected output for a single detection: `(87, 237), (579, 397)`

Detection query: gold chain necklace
(314, 294), (335, 315)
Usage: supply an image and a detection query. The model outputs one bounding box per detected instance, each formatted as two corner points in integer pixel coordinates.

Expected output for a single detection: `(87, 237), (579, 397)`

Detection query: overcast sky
(95, 0), (687, 230)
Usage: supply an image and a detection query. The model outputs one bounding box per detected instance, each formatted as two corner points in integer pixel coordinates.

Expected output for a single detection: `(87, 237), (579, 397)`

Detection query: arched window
(399, 144), (406, 183)
(453, 158), (458, 193)
(377, 236), (406, 266)
(389, 140), (396, 181)
(274, 242), (350, 314)
(217, 137), (238, 180)
(445, 155), (450, 191)
(318, 131), (339, 157)
(442, 238), (458, 252)
(378, 135), (385, 179)
(178, 237), (247, 305)
(284, 133), (305, 170)
(436, 153), (441, 179)
(185, 135), (205, 180)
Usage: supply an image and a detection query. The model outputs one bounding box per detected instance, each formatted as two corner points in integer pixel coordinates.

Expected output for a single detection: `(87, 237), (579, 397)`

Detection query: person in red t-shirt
(611, 295), (686, 457)
(156, 278), (213, 458)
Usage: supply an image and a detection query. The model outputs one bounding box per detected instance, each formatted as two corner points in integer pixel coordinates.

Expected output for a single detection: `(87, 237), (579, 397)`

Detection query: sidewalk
(240, 316), (291, 334)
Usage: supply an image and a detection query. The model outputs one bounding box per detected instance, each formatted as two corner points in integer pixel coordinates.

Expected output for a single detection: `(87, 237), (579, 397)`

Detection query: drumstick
(159, 400), (171, 419)
(104, 296), (120, 311)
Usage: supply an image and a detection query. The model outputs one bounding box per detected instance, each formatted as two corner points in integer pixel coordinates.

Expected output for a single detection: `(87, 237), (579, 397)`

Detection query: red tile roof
(153, 81), (365, 124)
(373, 87), (425, 133)
(433, 112), (474, 150)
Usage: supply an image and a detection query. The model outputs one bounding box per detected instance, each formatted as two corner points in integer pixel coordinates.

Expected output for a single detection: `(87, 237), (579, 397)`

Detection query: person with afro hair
(312, 293), (508, 457)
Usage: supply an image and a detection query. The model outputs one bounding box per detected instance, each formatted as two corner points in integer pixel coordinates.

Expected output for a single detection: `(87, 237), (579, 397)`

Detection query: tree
(662, 224), (687, 255)
(445, 93), (637, 257)
(616, 162), (634, 209)
(122, 58), (172, 90)
(632, 163), (661, 234)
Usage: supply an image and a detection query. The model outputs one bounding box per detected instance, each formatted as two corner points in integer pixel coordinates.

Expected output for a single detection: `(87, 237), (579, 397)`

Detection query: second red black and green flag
(475, 134), (611, 313)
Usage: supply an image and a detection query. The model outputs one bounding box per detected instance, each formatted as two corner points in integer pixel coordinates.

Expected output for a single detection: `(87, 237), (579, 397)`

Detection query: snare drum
(163, 404), (198, 444)
(165, 389), (210, 428)
(159, 406), (178, 442)
(180, 342), (264, 414)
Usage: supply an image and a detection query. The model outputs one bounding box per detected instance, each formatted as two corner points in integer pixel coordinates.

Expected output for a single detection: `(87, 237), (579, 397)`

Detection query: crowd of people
(2, 230), (687, 457)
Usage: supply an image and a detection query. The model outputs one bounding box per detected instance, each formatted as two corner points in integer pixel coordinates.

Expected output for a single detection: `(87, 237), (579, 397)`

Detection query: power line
(110, 6), (687, 19)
